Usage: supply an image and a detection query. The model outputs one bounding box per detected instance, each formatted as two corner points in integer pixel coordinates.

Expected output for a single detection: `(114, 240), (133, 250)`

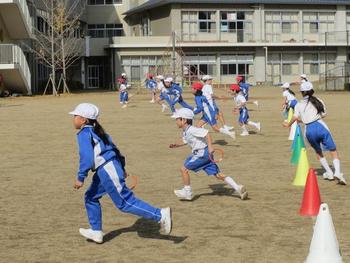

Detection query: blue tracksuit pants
(84, 159), (161, 231)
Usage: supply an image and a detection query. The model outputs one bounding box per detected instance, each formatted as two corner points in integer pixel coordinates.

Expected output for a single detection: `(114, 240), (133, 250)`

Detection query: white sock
(248, 121), (258, 129)
(333, 159), (341, 175)
(224, 176), (240, 191)
(184, 185), (192, 192)
(320, 157), (333, 175)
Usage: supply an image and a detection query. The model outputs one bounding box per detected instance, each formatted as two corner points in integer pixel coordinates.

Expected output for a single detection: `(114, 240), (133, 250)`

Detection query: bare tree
(24, 0), (85, 95)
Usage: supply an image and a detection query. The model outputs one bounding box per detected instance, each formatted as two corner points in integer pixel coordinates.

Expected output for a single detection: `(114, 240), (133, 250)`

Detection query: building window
(88, 0), (122, 5)
(121, 56), (167, 81)
(303, 12), (335, 34)
(184, 54), (216, 80)
(282, 64), (292, 75)
(282, 22), (292, 33)
(141, 16), (150, 36)
(181, 11), (198, 40)
(198, 11), (216, 33)
(347, 12), (350, 31)
(220, 54), (253, 77)
(221, 64), (236, 75)
(88, 24), (123, 38)
(265, 12), (298, 42)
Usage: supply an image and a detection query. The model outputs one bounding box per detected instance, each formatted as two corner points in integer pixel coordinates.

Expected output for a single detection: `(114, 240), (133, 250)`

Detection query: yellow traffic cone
(293, 148), (309, 186)
(287, 107), (294, 123)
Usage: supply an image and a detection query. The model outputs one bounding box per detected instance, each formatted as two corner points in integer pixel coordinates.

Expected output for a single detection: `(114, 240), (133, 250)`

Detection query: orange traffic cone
(300, 168), (321, 216)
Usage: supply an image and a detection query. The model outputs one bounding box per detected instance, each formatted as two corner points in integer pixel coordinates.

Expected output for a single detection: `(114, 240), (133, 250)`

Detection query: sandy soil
(0, 87), (349, 263)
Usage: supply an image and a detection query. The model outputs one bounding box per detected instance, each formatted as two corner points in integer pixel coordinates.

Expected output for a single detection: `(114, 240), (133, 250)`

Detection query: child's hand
(233, 108), (238, 114)
(283, 122), (289, 128)
(169, 143), (178, 148)
(74, 180), (84, 190)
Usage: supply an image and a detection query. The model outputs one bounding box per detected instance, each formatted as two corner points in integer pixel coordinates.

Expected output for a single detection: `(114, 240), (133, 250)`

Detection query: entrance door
(88, 65), (103, 89)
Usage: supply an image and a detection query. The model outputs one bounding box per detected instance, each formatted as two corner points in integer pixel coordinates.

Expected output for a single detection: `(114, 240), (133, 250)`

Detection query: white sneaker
(256, 122), (261, 132)
(174, 188), (193, 200)
(224, 125), (234, 131)
(240, 131), (249, 136)
(236, 185), (248, 200)
(253, 100), (259, 107)
(161, 104), (168, 112)
(334, 173), (347, 185)
(159, 207), (172, 235)
(150, 100), (155, 103)
(122, 104), (127, 109)
(323, 172), (334, 181)
(170, 113), (177, 118)
(79, 228), (103, 244)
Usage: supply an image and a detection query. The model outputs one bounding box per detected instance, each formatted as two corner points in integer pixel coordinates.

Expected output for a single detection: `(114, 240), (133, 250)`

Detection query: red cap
(117, 77), (125, 84)
(191, 82), (204, 90)
(236, 75), (244, 82)
(230, 84), (240, 92)
(147, 73), (154, 79)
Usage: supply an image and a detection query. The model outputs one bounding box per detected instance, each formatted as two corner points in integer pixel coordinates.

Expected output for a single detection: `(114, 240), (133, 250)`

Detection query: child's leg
(84, 174), (106, 231)
(119, 92), (123, 103)
(180, 166), (191, 186)
(215, 173), (248, 200)
(99, 161), (162, 222)
(316, 152), (334, 178)
(247, 120), (260, 130)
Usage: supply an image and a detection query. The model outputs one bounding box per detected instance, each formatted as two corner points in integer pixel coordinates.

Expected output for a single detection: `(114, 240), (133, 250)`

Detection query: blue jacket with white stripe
(76, 125), (125, 182)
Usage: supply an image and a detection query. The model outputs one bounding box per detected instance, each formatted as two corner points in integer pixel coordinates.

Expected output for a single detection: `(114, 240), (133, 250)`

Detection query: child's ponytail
(287, 88), (295, 96)
(302, 90), (325, 115)
(89, 120), (110, 145)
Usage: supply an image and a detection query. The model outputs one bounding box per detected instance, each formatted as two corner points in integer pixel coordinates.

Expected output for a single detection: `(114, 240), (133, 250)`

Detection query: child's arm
(169, 140), (187, 148)
(205, 132), (214, 154)
(193, 96), (203, 115)
(74, 131), (95, 189)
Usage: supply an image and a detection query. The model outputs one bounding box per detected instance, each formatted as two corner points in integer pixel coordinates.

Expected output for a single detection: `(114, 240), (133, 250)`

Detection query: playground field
(0, 87), (349, 263)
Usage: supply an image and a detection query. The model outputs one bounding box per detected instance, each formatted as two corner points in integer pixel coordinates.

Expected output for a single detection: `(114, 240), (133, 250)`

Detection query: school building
(1, 0), (350, 94)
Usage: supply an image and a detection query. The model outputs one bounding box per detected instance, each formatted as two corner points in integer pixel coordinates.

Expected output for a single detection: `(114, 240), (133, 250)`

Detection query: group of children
(282, 74), (346, 185)
(70, 74), (262, 243)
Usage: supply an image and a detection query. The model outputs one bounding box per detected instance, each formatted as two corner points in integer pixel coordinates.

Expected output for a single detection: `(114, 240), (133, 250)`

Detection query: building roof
(124, 0), (350, 16)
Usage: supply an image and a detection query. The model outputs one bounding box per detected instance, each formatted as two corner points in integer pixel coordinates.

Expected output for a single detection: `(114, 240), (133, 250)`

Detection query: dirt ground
(0, 87), (349, 263)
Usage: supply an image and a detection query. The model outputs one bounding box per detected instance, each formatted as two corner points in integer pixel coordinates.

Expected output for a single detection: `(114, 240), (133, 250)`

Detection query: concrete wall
(0, 12), (11, 43)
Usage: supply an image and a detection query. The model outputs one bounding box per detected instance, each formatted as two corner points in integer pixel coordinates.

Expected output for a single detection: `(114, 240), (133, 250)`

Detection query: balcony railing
(0, 44), (31, 92)
(17, 0), (32, 33)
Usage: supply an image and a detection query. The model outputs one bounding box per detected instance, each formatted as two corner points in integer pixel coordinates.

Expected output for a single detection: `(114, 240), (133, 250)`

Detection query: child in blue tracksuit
(236, 75), (259, 107)
(155, 75), (171, 112)
(191, 82), (235, 140)
(69, 103), (172, 243)
(231, 84), (261, 136)
(163, 77), (193, 114)
(284, 82), (346, 185)
(169, 108), (247, 201)
(145, 74), (157, 103)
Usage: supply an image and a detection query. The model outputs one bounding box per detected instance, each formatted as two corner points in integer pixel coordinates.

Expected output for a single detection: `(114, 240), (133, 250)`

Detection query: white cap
(171, 108), (194, 119)
(121, 73), (127, 77)
(300, 74), (307, 79)
(202, 75), (213, 81)
(69, 103), (99, 120)
(164, 77), (173, 83)
(300, 81), (313, 92)
(281, 82), (290, 88)
(156, 75), (164, 80)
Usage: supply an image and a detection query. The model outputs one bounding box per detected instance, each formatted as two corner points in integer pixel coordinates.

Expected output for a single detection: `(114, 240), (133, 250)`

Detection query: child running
(169, 108), (248, 201)
(69, 103), (172, 243)
(192, 82), (236, 140)
(118, 73), (129, 108)
(164, 77), (193, 116)
(281, 82), (297, 116)
(155, 75), (170, 112)
(201, 75), (234, 131)
(236, 75), (259, 107)
(283, 82), (346, 185)
(231, 84), (261, 136)
(145, 73), (157, 103)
